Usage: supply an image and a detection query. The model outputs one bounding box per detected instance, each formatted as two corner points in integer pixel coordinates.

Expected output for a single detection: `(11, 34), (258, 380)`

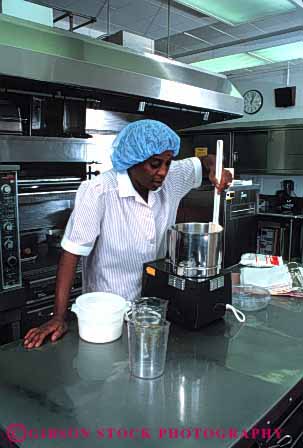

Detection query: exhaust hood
(0, 15), (243, 129)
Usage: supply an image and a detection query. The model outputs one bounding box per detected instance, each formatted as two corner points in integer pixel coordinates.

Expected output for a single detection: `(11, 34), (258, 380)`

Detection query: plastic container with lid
(232, 284), (271, 312)
(71, 292), (127, 343)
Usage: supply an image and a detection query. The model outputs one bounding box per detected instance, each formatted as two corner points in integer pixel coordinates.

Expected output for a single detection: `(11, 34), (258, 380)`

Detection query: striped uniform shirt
(61, 157), (202, 301)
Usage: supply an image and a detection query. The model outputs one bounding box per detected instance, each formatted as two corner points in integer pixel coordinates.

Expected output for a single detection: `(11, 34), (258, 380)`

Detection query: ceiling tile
(109, 0), (135, 9)
(144, 24), (177, 40)
(188, 26), (233, 46)
(156, 34), (204, 55)
(109, 0), (160, 25)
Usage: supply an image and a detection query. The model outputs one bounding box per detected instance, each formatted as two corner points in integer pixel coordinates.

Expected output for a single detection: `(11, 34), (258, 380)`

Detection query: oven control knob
(1, 184), (12, 194)
(7, 256), (17, 267)
(3, 222), (13, 232)
(3, 239), (14, 250)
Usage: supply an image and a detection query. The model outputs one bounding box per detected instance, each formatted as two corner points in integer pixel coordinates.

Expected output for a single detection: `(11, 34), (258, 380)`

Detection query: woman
(24, 119), (231, 349)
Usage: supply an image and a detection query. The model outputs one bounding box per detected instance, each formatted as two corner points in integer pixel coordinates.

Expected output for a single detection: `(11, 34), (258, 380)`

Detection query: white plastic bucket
(71, 292), (127, 343)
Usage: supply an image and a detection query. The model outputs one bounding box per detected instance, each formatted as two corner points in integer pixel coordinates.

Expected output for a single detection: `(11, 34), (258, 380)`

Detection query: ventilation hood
(0, 15), (243, 129)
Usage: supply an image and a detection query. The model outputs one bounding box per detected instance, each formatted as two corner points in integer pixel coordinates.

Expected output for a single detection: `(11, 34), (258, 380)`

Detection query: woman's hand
(23, 316), (68, 349)
(200, 155), (233, 193)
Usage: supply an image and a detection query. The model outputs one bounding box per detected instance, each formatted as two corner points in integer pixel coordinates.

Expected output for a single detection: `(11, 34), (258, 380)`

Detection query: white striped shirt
(61, 157), (202, 301)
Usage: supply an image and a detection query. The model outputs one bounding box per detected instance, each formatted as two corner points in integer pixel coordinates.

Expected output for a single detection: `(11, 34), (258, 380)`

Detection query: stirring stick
(212, 140), (223, 226)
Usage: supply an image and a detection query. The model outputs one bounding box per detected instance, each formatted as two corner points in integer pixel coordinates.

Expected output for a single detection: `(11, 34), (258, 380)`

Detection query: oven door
(21, 298), (77, 336)
(18, 178), (81, 222)
(21, 271), (82, 336)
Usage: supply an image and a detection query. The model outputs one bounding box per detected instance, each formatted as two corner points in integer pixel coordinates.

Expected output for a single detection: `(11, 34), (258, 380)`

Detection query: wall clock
(243, 89), (263, 114)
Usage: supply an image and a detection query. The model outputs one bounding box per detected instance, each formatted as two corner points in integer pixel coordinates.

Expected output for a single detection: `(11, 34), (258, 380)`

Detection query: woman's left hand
(201, 154), (233, 193)
(209, 168), (233, 193)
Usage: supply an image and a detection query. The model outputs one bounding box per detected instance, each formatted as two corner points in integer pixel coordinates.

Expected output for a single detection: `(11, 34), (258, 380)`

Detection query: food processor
(141, 222), (233, 330)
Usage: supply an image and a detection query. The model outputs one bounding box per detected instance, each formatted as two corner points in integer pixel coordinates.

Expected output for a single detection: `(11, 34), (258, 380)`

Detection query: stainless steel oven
(16, 162), (87, 335)
(0, 136), (91, 343)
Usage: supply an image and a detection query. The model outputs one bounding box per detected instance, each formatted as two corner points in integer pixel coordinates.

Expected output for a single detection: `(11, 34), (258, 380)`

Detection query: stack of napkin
(240, 265), (292, 295)
(240, 254), (292, 295)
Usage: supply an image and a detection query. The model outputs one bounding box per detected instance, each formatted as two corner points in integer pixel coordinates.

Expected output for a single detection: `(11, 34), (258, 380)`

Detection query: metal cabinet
(180, 127), (303, 174)
(178, 134), (194, 159)
(192, 132), (233, 166)
(267, 128), (303, 173)
(233, 130), (268, 173)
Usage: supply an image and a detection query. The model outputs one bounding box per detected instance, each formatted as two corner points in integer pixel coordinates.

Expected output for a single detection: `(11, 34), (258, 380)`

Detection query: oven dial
(7, 256), (17, 267)
(1, 184), (12, 194)
(3, 222), (13, 232)
(3, 239), (14, 249)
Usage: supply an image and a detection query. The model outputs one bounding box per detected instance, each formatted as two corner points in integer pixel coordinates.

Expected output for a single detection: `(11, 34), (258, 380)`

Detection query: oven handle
(38, 310), (54, 318)
(0, 116), (27, 121)
(18, 178), (81, 184)
(231, 207), (255, 214)
(26, 287), (82, 306)
(27, 304), (54, 315)
(18, 189), (78, 196)
(28, 275), (56, 285)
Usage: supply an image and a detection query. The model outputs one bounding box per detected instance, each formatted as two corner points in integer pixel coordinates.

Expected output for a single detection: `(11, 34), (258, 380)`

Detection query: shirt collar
(116, 170), (137, 198)
(116, 170), (163, 206)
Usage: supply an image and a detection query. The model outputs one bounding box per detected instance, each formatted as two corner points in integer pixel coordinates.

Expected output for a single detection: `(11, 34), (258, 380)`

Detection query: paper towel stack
(240, 265), (292, 295)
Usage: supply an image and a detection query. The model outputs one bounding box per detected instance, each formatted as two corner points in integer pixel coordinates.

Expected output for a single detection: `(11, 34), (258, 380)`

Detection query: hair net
(111, 119), (180, 171)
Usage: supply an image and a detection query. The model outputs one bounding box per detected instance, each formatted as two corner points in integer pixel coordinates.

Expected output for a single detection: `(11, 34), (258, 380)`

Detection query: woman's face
(128, 150), (174, 191)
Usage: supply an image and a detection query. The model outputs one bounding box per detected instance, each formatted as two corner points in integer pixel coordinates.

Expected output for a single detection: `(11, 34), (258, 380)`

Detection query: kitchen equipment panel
(223, 184), (259, 268)
(0, 165), (21, 291)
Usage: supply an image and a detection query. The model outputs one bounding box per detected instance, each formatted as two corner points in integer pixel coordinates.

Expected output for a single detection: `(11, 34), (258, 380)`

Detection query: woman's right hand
(23, 317), (68, 349)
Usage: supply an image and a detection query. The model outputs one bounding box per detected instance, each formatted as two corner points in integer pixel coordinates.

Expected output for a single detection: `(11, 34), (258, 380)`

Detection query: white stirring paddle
(212, 140), (223, 226)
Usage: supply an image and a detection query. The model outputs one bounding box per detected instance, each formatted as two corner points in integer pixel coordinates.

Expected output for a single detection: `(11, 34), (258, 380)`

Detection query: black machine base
(141, 259), (232, 330)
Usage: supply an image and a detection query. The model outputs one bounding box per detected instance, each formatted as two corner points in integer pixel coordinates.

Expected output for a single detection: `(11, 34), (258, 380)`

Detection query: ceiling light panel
(253, 42), (303, 62)
(174, 0), (297, 25)
(192, 53), (266, 73)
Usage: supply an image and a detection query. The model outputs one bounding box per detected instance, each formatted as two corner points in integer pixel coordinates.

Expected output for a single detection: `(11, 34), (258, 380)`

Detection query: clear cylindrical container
(127, 319), (170, 379)
(232, 284), (271, 311)
(131, 297), (168, 325)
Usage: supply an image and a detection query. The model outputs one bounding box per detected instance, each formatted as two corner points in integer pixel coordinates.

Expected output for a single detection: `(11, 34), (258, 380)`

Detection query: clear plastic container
(232, 284), (271, 312)
(131, 297), (168, 325)
(127, 319), (170, 379)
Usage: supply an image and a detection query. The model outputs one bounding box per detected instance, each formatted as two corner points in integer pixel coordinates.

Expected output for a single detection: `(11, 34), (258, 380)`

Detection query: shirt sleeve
(166, 157), (202, 199)
(61, 178), (104, 256)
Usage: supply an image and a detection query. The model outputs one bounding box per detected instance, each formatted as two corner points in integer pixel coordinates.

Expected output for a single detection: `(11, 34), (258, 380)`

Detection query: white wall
(228, 64), (303, 124)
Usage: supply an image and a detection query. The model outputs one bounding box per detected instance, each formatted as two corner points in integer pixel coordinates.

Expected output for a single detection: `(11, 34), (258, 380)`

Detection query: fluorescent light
(253, 42), (303, 62)
(192, 42), (303, 73)
(175, 0), (296, 26)
(192, 53), (266, 73)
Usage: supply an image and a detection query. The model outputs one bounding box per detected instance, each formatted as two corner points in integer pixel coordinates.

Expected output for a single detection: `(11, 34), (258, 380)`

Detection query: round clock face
(243, 90), (263, 114)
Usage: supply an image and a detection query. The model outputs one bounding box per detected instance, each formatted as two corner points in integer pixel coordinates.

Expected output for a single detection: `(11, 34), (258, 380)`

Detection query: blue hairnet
(111, 119), (180, 171)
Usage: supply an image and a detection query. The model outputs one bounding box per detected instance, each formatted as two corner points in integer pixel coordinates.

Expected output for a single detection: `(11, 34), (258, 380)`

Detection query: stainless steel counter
(0, 297), (303, 448)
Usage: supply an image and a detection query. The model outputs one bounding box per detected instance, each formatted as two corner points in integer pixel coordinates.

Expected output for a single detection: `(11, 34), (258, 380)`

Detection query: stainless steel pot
(167, 222), (223, 278)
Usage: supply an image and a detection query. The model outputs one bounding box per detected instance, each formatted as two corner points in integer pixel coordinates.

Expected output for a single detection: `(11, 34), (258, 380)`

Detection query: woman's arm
(23, 250), (80, 349)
